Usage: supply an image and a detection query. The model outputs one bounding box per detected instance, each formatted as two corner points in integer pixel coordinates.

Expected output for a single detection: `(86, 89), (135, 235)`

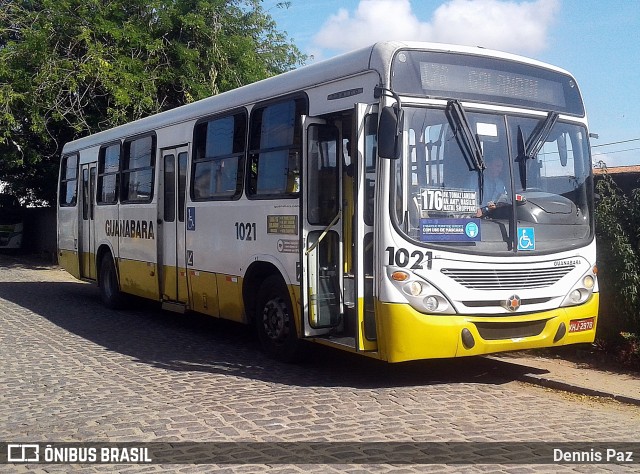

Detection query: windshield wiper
(446, 100), (486, 201)
(516, 111), (559, 190)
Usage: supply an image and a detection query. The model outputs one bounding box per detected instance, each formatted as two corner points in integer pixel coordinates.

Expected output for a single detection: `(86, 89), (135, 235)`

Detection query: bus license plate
(569, 317), (594, 333)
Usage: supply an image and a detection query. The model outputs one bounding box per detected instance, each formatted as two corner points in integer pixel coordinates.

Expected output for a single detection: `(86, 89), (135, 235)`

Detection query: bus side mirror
(378, 106), (402, 160)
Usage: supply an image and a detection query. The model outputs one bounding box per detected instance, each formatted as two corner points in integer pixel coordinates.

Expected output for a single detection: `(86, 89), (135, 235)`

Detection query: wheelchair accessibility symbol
(518, 227), (535, 251)
(187, 207), (196, 231)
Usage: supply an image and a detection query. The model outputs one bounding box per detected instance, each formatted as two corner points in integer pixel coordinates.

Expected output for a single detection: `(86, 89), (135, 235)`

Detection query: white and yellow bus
(57, 41), (598, 362)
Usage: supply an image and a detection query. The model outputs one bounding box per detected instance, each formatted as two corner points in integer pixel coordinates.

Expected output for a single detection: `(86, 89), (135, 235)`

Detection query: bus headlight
(424, 295), (451, 313)
(424, 296), (438, 311)
(388, 270), (455, 314)
(569, 289), (583, 303)
(404, 281), (425, 297)
(583, 275), (595, 289)
(560, 268), (597, 308)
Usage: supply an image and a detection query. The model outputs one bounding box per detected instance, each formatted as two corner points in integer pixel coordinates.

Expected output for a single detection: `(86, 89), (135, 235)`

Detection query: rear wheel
(99, 254), (126, 309)
(255, 275), (304, 362)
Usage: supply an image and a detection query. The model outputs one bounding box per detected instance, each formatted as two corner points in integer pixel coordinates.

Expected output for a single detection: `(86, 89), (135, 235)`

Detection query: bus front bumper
(376, 293), (599, 363)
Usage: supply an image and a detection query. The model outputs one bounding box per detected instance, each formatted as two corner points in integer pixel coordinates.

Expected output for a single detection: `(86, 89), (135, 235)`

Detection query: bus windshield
(391, 106), (593, 255)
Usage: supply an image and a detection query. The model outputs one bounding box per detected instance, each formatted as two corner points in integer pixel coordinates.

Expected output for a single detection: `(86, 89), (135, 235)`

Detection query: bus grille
(440, 265), (575, 290)
(474, 320), (548, 340)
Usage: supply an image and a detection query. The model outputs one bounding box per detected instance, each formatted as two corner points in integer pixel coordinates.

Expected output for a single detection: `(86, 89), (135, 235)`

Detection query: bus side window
(307, 125), (339, 225)
(60, 154), (79, 207)
(248, 97), (307, 198)
(82, 168), (90, 219)
(97, 143), (120, 204)
(178, 152), (187, 222)
(192, 112), (246, 200)
(122, 135), (155, 203)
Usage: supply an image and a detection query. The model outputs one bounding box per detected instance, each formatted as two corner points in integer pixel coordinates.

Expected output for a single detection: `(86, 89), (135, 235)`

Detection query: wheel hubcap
(262, 297), (289, 342)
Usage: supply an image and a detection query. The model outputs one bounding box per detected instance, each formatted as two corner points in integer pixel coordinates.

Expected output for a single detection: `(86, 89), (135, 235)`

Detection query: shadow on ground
(507, 345), (640, 376)
(0, 260), (548, 390)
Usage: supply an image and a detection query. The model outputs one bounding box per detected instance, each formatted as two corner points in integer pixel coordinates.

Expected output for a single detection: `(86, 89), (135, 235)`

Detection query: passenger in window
(194, 164), (212, 199)
(220, 159), (237, 193)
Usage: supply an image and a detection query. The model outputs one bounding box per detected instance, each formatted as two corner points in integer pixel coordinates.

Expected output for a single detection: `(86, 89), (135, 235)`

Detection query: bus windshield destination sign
(391, 50), (585, 116)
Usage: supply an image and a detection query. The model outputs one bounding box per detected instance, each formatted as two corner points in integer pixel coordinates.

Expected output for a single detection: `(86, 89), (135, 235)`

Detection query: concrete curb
(516, 373), (640, 407)
(487, 355), (640, 407)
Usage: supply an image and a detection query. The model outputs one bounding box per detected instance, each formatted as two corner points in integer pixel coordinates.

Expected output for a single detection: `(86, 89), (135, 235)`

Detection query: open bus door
(301, 117), (344, 336)
(301, 107), (378, 354)
(354, 103), (378, 351)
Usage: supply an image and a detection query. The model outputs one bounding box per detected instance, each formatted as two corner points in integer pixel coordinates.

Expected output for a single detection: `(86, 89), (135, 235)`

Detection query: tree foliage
(594, 171), (640, 337)
(0, 0), (305, 204)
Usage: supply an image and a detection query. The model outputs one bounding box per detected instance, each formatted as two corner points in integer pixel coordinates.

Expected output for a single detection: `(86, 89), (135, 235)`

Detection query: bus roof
(62, 41), (575, 154)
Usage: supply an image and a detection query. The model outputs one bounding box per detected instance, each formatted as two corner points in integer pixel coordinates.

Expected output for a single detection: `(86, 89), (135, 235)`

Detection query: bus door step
(321, 335), (356, 348)
(162, 301), (187, 314)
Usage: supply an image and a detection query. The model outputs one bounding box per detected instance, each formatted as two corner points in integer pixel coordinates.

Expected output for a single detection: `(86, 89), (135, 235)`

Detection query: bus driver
(474, 155), (507, 217)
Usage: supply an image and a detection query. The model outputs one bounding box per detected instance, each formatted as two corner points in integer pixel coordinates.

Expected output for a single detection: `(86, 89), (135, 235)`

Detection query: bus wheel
(99, 254), (125, 309)
(256, 276), (303, 362)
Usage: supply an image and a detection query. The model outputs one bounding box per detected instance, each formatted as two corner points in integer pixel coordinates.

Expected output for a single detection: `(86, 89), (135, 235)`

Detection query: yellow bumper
(377, 293), (599, 363)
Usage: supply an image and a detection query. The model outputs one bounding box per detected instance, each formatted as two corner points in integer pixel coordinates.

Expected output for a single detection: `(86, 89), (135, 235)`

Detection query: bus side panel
(58, 250), (80, 279)
(93, 201), (119, 273)
(160, 263), (189, 303)
(216, 274), (243, 322)
(185, 200), (300, 323)
(57, 206), (80, 278)
(189, 269), (220, 317)
(117, 258), (158, 300)
(80, 250), (92, 279)
(117, 203), (159, 300)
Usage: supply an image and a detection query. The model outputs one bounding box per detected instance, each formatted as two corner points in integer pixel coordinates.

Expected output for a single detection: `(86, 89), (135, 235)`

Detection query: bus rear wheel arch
(98, 252), (126, 309)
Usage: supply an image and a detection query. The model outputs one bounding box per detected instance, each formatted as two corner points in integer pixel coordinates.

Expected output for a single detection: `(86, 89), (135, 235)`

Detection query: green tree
(0, 0), (305, 204)
(595, 171), (640, 338)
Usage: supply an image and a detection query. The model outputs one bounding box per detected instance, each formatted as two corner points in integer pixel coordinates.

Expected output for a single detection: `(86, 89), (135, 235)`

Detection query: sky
(263, 0), (640, 168)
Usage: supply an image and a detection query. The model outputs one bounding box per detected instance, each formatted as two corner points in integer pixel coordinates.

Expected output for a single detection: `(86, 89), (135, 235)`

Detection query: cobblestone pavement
(1, 254), (639, 473)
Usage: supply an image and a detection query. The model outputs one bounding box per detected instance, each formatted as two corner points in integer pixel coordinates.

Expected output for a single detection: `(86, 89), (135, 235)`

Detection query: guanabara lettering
(105, 220), (155, 240)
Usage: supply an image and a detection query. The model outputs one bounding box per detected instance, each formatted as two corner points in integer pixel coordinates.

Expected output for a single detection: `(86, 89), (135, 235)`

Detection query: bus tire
(255, 275), (303, 362)
(99, 254), (126, 309)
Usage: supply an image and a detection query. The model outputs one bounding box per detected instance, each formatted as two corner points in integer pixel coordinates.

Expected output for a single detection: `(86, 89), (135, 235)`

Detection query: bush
(594, 171), (640, 366)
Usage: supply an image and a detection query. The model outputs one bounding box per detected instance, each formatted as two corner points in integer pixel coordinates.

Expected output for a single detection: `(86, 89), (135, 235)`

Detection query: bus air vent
(474, 320), (549, 340)
(440, 266), (574, 290)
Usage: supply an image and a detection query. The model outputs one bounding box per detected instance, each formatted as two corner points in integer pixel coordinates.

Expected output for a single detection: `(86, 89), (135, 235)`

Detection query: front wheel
(255, 275), (304, 362)
(99, 254), (126, 309)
